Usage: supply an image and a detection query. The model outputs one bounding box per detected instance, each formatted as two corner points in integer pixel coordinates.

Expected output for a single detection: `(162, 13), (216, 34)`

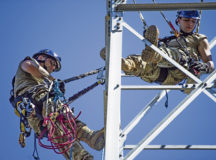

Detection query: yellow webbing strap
(16, 100), (28, 148)
(19, 132), (26, 148)
(15, 101), (22, 117)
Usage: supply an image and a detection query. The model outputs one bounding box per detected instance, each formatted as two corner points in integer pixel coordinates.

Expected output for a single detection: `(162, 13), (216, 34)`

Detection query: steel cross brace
(124, 69), (216, 160)
(119, 90), (169, 148)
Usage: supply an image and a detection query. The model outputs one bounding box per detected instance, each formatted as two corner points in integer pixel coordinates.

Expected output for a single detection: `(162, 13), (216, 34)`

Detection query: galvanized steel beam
(116, 2), (216, 11)
(125, 145), (216, 150)
(121, 84), (214, 90)
(104, 0), (124, 159)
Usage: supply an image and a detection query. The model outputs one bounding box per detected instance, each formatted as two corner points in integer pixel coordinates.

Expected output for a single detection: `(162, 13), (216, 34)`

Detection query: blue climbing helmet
(33, 49), (61, 72)
(176, 10), (200, 19)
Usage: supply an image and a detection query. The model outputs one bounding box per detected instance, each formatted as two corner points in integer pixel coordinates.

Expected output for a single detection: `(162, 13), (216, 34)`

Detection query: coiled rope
(38, 104), (81, 154)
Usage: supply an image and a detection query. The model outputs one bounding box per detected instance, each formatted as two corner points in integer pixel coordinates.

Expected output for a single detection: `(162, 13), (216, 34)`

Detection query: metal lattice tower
(104, 1), (216, 160)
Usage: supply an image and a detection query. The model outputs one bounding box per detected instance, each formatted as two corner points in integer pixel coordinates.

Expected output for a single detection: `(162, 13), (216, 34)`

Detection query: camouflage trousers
(26, 91), (104, 160)
(123, 54), (195, 86)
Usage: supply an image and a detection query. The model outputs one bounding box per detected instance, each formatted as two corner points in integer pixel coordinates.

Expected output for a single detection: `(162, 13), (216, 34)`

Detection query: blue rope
(53, 80), (66, 103)
(165, 90), (168, 108)
(32, 133), (40, 160)
(101, 148), (105, 160)
(70, 144), (73, 160)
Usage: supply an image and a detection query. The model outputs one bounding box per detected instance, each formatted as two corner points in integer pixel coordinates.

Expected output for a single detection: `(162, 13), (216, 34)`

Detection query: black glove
(189, 61), (210, 75)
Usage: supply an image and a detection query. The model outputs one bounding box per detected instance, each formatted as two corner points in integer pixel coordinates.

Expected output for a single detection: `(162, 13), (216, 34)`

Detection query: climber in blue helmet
(100, 10), (214, 94)
(12, 49), (104, 160)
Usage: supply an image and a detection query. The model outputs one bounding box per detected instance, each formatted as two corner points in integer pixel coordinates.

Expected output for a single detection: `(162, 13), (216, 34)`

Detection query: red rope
(38, 104), (81, 154)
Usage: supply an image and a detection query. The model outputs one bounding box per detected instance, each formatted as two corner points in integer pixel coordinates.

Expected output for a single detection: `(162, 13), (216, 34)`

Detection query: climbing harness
(17, 97), (34, 147)
(9, 86), (35, 148)
(159, 34), (196, 71)
(10, 77), (48, 149)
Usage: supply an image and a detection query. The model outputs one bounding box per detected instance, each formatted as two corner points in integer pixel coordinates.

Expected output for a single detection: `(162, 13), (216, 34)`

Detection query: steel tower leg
(104, 0), (124, 159)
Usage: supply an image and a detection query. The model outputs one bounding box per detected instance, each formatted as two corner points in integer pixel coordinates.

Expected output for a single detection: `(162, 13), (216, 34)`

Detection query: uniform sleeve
(197, 33), (207, 42)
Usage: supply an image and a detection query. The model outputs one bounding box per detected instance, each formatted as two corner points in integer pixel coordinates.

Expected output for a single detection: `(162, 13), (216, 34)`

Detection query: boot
(72, 141), (94, 160)
(122, 58), (136, 73)
(142, 25), (161, 63)
(77, 126), (105, 151)
(100, 47), (136, 73)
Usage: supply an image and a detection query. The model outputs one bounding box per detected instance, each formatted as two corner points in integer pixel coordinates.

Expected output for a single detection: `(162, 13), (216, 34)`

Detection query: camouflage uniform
(14, 57), (104, 160)
(123, 25), (207, 86)
(122, 55), (186, 85)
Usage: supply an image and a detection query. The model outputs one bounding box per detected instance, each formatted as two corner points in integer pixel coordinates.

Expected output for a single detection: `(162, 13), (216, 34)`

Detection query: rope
(56, 66), (105, 106)
(62, 67), (105, 84)
(32, 133), (40, 160)
(196, 0), (203, 33)
(133, 0), (148, 31)
(38, 104), (80, 155)
(101, 148), (105, 160)
(152, 0), (179, 37)
(37, 67), (105, 156)
(66, 80), (104, 105)
(70, 144), (73, 160)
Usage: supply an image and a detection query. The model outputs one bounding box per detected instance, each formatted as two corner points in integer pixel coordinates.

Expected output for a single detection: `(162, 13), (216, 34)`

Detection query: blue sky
(1, 0), (216, 160)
